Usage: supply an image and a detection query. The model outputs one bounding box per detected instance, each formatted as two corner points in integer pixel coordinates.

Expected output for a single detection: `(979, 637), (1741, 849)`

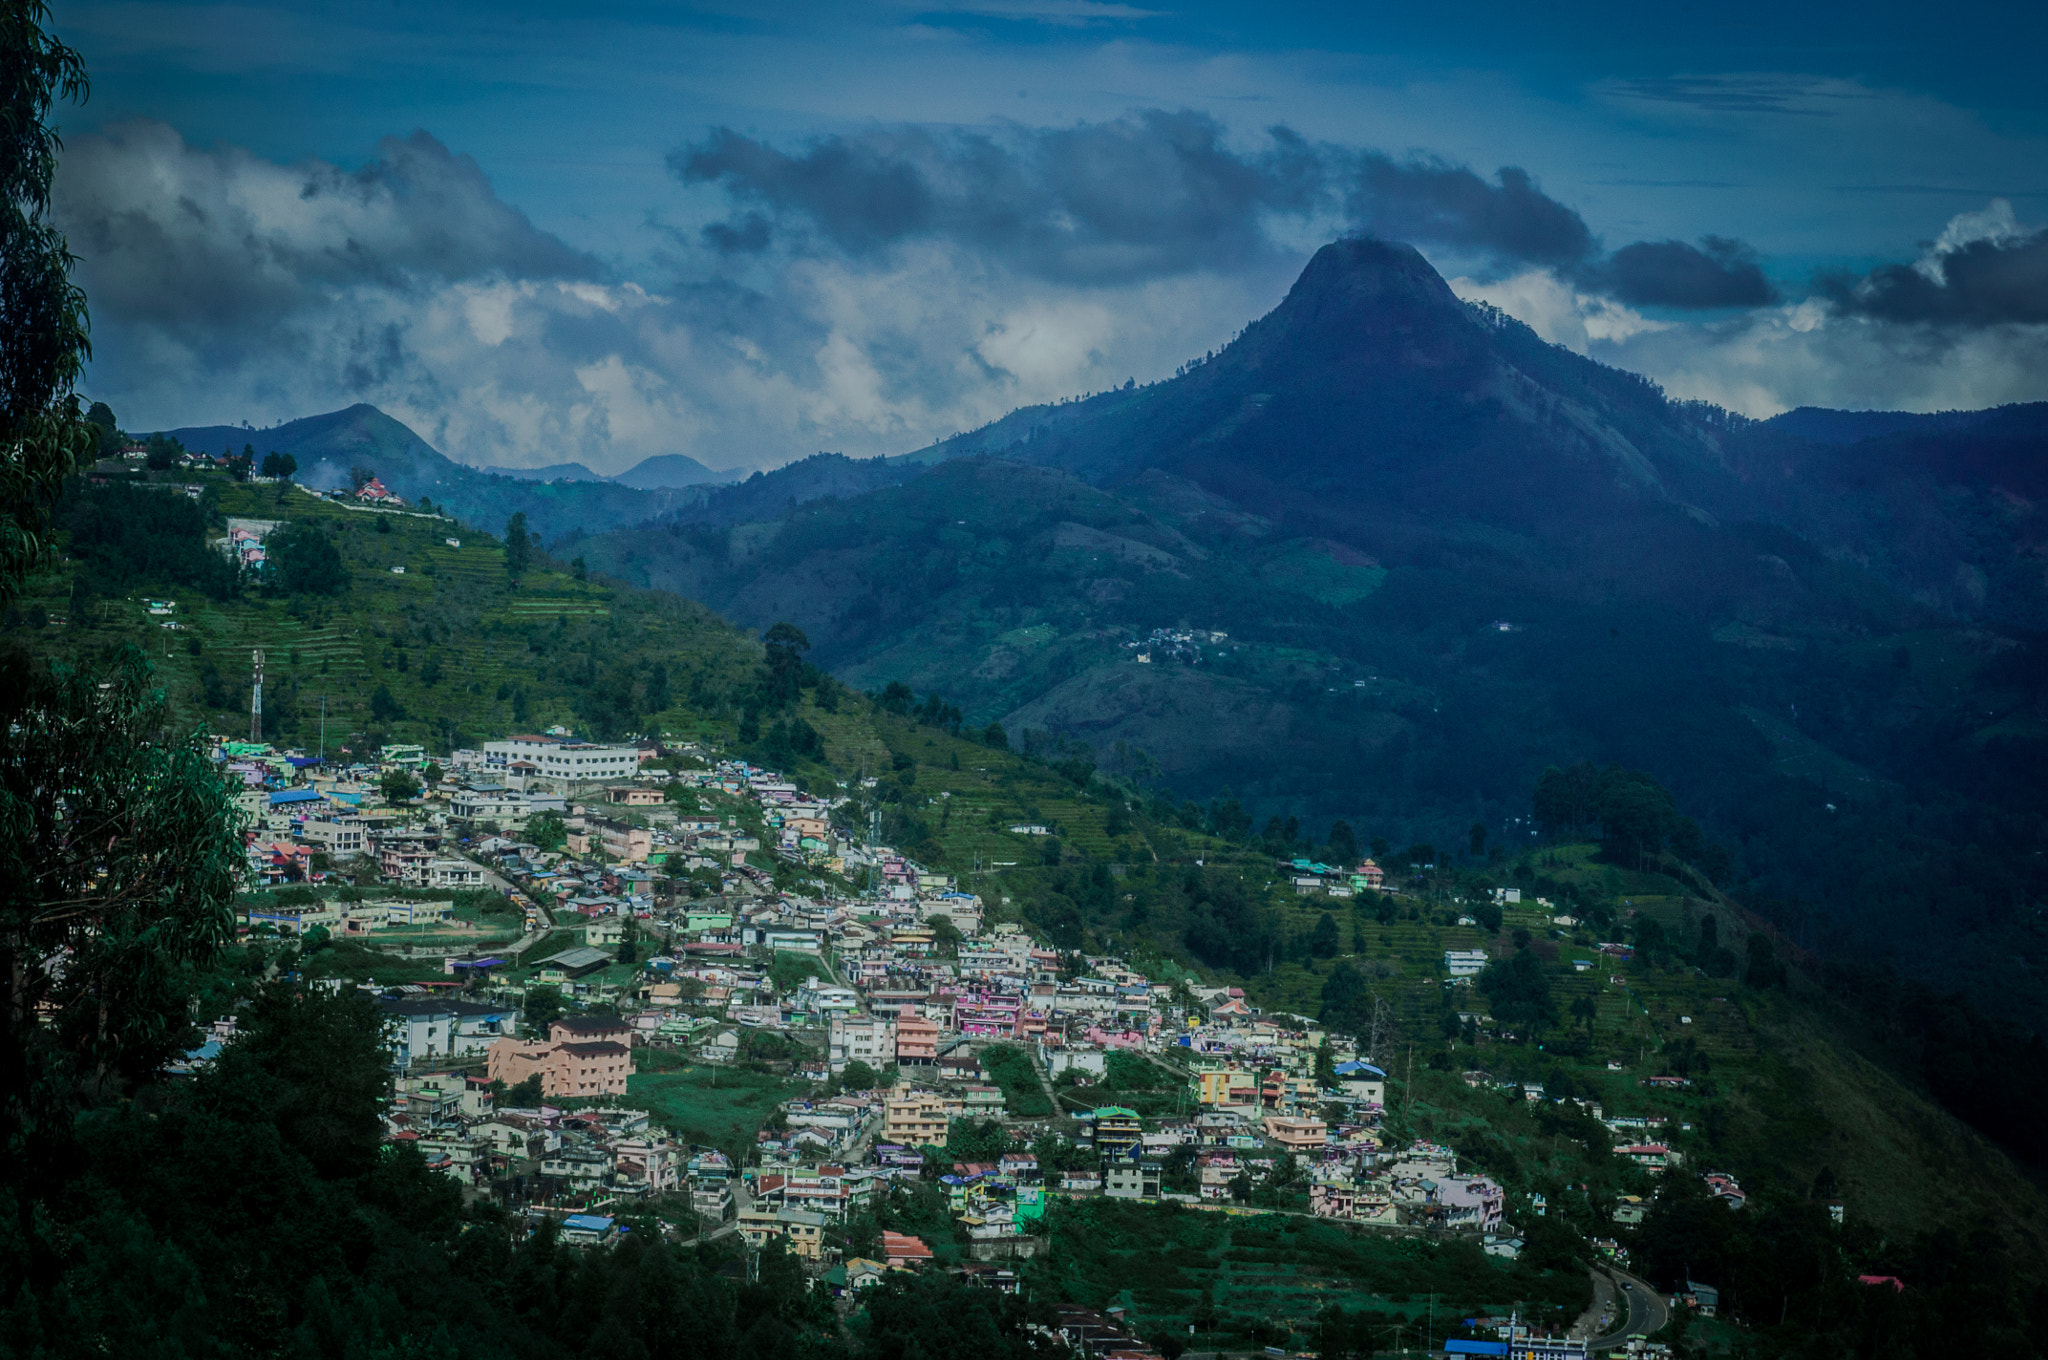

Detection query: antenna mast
(250, 648), (264, 743)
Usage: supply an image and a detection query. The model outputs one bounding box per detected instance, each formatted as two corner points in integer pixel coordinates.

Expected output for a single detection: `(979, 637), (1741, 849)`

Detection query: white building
(299, 816), (367, 857)
(1444, 949), (1490, 979)
(483, 735), (640, 786)
(828, 1014), (896, 1075)
(450, 785), (529, 820)
(375, 997), (518, 1067)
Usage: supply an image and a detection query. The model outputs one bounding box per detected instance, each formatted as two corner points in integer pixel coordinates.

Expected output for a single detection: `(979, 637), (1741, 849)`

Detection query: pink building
(896, 1005), (941, 1064)
(486, 1034), (634, 1098)
(955, 991), (1023, 1038)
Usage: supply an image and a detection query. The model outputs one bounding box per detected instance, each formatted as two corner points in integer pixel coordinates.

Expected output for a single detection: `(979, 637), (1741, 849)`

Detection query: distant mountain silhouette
(476, 461), (608, 483)
(163, 404), (707, 543)
(611, 453), (740, 490)
(1759, 405), (2005, 446)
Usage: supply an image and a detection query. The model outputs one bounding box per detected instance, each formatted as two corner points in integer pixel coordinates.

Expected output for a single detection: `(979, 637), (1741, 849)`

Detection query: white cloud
(1915, 198), (2028, 284)
(57, 121), (1272, 472)
(1447, 269), (1667, 349)
(1454, 262), (2048, 417)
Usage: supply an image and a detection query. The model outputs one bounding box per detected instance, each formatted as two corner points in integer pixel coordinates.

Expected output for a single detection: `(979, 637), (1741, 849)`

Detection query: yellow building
(1194, 1068), (1258, 1108)
(883, 1086), (951, 1146)
(738, 1206), (828, 1259)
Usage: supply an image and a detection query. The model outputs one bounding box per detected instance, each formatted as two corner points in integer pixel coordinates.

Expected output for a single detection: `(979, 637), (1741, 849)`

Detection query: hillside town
(199, 721), (1719, 1355)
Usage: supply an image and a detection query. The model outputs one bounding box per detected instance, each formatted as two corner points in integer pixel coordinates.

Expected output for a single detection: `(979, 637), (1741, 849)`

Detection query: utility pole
(319, 694), (327, 760)
(249, 648), (264, 744)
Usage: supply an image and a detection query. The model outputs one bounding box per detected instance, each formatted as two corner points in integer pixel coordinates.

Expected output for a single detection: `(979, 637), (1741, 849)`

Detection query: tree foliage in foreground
(0, 0), (94, 600)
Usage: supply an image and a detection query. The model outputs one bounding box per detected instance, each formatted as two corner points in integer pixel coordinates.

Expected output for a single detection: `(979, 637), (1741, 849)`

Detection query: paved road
(1576, 1269), (1621, 1342)
(1587, 1265), (1670, 1349)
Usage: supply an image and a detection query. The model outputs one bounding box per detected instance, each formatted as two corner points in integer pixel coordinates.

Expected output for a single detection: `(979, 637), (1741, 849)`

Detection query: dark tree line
(1532, 759), (1729, 880)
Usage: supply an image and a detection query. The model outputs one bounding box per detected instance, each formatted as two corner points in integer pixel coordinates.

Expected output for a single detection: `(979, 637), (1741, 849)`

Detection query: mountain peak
(1291, 237), (1459, 309)
(1236, 236), (1478, 371)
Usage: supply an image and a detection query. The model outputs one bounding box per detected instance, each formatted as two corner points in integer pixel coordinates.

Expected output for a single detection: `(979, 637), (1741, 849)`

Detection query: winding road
(1586, 1265), (1670, 1350)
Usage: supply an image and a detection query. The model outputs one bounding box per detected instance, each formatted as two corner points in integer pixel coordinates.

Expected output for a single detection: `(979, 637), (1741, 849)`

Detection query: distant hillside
(471, 453), (740, 490)
(1758, 405), (2007, 446)
(612, 453), (739, 490)
(164, 405), (707, 543)
(658, 452), (920, 528)
(475, 461), (607, 483)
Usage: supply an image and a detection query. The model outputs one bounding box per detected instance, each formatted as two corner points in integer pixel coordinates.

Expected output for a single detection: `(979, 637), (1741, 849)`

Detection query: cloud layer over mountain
(56, 115), (2048, 473)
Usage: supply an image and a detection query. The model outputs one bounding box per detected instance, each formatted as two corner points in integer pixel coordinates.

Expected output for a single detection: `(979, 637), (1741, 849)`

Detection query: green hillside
(15, 461), (2048, 1323)
(25, 471), (756, 752)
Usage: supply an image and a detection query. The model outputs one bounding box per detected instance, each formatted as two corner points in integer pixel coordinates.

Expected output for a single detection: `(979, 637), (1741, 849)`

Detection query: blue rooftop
(561, 1214), (614, 1232)
(269, 789), (323, 806)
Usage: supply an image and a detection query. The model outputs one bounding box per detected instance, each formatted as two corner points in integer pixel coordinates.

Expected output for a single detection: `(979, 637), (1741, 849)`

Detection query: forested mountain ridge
(564, 239), (2048, 1031)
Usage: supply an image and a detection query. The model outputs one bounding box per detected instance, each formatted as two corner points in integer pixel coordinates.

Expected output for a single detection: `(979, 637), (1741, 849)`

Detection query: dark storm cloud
(678, 114), (1632, 284)
(1343, 155), (1595, 270)
(1584, 236), (1778, 309)
(675, 110), (1324, 283)
(1821, 229), (2048, 325)
(54, 120), (596, 330)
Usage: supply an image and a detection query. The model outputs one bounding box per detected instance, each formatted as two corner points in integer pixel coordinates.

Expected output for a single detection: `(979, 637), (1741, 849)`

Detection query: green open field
(625, 1062), (810, 1154)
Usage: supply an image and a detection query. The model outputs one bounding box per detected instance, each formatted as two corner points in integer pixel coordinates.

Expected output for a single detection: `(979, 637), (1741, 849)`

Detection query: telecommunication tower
(250, 648), (264, 743)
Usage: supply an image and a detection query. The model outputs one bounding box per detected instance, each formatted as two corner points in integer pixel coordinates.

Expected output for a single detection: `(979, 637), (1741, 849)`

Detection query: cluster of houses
(1289, 856), (1386, 897)
(218, 725), (1544, 1262)
(385, 1068), (689, 1205)
(211, 723), (1744, 1285)
(1121, 627), (1228, 665)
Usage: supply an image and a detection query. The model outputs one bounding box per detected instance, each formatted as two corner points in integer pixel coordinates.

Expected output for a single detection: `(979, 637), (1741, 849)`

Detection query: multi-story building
(483, 735), (640, 786)
(829, 1014), (897, 1074)
(413, 858), (485, 889)
(1194, 1067), (1260, 1110)
(485, 1034), (635, 1098)
(956, 991), (1023, 1037)
(883, 1086), (950, 1146)
(1262, 1114), (1329, 1152)
(1084, 1107), (1144, 1158)
(450, 785), (528, 821)
(596, 819), (654, 863)
(895, 1005), (941, 1065)
(1104, 1160), (1162, 1200)
(1444, 949), (1490, 980)
(1310, 1181), (1398, 1224)
(377, 997), (518, 1067)
(738, 1206), (827, 1259)
(298, 816), (368, 858)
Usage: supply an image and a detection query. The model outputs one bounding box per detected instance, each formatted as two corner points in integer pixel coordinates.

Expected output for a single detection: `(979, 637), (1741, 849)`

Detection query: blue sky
(48, 0), (2048, 471)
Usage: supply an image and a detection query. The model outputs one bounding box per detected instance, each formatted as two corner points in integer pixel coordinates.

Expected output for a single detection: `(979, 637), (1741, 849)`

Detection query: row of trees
(1532, 759), (1732, 881)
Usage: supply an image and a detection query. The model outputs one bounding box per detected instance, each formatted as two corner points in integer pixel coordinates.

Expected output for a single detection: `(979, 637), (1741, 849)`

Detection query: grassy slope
(625, 1060), (810, 1159)
(25, 475), (755, 748)
(1226, 854), (2048, 1253)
